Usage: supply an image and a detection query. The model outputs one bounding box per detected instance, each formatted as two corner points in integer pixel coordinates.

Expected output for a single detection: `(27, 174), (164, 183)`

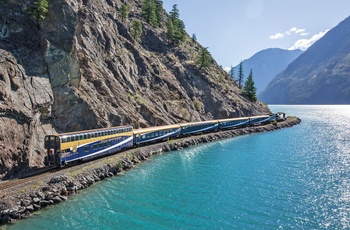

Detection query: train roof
(179, 120), (218, 127)
(216, 117), (250, 122)
(133, 124), (181, 134)
(46, 125), (133, 137)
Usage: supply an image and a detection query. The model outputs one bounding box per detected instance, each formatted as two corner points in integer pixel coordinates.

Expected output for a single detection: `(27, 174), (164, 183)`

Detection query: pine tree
(167, 4), (186, 44)
(130, 20), (143, 42)
(33, 0), (49, 21)
(141, 0), (162, 27)
(237, 61), (244, 89)
(242, 68), (257, 102)
(229, 65), (235, 79)
(119, 4), (130, 22)
(196, 47), (211, 69)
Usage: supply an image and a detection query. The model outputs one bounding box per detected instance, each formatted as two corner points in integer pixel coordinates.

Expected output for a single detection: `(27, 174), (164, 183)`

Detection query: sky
(162, 0), (350, 71)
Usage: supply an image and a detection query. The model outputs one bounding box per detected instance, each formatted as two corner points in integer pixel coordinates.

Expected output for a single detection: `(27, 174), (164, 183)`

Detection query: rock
(39, 200), (50, 207)
(52, 196), (63, 204)
(0, 0), (270, 180)
(26, 205), (34, 212)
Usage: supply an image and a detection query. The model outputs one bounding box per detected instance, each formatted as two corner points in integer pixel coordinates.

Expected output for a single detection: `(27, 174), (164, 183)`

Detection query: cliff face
(260, 16), (350, 104)
(0, 0), (270, 178)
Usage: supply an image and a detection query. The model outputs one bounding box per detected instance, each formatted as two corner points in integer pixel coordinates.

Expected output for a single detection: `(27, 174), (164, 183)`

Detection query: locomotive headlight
(49, 148), (54, 155)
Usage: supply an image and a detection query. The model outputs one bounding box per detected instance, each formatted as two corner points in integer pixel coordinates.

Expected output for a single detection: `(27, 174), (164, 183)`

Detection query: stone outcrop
(0, 0), (270, 179)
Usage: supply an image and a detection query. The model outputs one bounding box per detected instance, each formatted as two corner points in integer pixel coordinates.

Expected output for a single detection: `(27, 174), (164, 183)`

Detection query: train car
(217, 117), (250, 130)
(44, 125), (133, 167)
(249, 115), (275, 126)
(179, 120), (219, 135)
(133, 124), (181, 145)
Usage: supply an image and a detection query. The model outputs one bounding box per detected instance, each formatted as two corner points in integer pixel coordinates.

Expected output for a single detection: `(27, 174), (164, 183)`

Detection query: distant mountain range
(260, 16), (350, 104)
(231, 48), (303, 97)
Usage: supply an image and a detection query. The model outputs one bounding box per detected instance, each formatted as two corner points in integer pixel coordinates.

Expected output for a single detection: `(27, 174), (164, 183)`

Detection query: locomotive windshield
(44, 136), (60, 149)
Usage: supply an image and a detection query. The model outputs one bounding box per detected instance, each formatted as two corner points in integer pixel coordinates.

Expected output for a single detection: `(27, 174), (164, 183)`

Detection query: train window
(61, 137), (66, 143)
(80, 135), (83, 140)
(98, 132), (101, 137)
(87, 133), (90, 139)
(70, 136), (74, 142)
(99, 143), (103, 148)
(92, 144), (97, 150)
(75, 135), (79, 141)
(108, 131), (110, 135)
(84, 146), (90, 152)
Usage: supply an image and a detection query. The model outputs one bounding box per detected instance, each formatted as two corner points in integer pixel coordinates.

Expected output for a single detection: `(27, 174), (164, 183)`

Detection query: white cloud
(224, 66), (231, 72)
(269, 33), (285, 40)
(270, 27), (309, 40)
(288, 29), (330, 51)
(300, 32), (310, 36)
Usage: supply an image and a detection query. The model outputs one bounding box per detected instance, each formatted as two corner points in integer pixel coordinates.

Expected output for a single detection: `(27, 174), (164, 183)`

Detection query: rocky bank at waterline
(0, 117), (300, 225)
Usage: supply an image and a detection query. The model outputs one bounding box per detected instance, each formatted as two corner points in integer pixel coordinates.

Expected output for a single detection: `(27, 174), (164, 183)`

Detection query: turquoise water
(4, 105), (350, 229)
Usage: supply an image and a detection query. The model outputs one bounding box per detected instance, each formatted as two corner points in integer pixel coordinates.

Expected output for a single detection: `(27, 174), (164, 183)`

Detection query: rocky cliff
(0, 0), (270, 179)
(260, 16), (350, 104)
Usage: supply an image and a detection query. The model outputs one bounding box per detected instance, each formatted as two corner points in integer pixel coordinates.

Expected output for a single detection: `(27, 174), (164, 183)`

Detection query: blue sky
(162, 0), (350, 70)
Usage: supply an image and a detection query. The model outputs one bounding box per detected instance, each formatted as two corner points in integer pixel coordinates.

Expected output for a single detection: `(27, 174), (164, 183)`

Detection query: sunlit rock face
(0, 0), (270, 178)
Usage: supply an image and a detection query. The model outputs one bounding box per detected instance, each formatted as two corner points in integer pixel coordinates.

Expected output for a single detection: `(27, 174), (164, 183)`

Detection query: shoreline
(0, 117), (301, 225)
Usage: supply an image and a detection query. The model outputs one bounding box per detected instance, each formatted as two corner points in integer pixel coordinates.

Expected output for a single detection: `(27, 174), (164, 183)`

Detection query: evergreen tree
(166, 18), (174, 41)
(192, 33), (197, 41)
(167, 4), (186, 44)
(229, 65), (235, 79)
(242, 69), (257, 101)
(33, 0), (48, 21)
(130, 20), (143, 42)
(119, 4), (130, 22)
(237, 61), (244, 89)
(196, 47), (211, 69)
(141, 0), (162, 27)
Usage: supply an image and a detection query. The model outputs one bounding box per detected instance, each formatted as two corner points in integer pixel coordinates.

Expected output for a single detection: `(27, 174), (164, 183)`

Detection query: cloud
(269, 33), (285, 40)
(224, 66), (231, 72)
(288, 29), (330, 50)
(270, 27), (309, 39)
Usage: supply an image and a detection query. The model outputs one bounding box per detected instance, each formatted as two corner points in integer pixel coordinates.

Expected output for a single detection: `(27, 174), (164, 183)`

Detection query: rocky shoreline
(0, 117), (301, 225)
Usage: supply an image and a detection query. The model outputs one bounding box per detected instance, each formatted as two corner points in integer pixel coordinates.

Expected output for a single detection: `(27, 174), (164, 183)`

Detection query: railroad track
(0, 167), (57, 191)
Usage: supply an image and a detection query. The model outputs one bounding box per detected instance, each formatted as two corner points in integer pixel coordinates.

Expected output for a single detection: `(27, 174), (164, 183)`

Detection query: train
(44, 113), (286, 167)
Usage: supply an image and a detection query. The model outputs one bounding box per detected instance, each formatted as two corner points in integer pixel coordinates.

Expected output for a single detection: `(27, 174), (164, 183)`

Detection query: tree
(119, 4), (130, 22)
(192, 33), (197, 41)
(229, 65), (235, 79)
(167, 4), (186, 44)
(141, 0), (163, 27)
(242, 68), (257, 101)
(196, 47), (211, 69)
(33, 0), (48, 21)
(237, 61), (244, 89)
(130, 20), (143, 42)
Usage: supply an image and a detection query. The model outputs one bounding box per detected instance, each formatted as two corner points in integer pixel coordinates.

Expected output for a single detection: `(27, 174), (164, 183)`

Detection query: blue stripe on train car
(134, 128), (180, 144)
(218, 119), (250, 130)
(249, 116), (272, 125)
(180, 123), (218, 135)
(59, 136), (133, 166)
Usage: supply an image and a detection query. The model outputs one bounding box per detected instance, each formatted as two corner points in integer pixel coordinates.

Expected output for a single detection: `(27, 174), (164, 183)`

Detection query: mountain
(0, 0), (270, 178)
(231, 48), (302, 96)
(260, 16), (350, 104)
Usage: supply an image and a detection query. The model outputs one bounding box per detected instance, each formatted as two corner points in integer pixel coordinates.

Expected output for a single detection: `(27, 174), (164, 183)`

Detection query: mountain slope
(232, 48), (302, 96)
(0, 0), (270, 178)
(260, 16), (350, 104)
